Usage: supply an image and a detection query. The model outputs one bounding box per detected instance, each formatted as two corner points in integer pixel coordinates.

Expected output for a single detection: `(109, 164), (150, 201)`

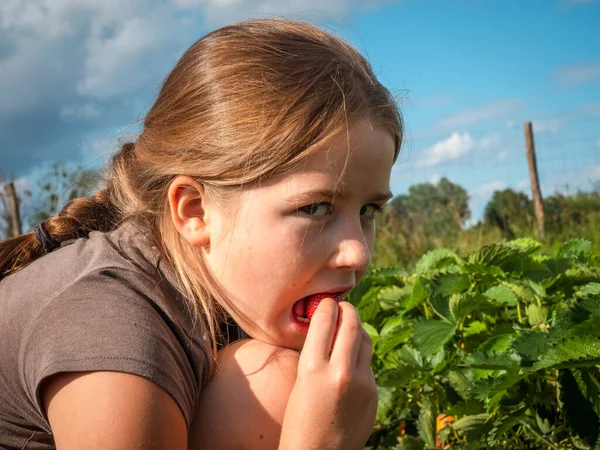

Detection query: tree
(374, 178), (471, 267)
(390, 177), (470, 236)
(484, 189), (535, 239)
(27, 162), (102, 227)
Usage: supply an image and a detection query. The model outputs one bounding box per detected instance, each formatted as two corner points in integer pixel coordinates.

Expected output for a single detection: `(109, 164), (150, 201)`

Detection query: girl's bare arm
(188, 339), (299, 450)
(43, 371), (188, 449)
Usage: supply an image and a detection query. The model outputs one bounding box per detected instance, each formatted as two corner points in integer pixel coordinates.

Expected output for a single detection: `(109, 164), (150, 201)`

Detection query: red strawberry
(305, 293), (344, 320)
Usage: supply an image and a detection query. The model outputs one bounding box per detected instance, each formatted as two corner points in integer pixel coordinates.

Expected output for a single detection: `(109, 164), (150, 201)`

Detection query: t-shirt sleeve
(19, 267), (201, 428)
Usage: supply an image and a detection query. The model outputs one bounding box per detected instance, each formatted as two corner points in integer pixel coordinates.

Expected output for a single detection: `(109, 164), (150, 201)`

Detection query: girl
(0, 18), (402, 449)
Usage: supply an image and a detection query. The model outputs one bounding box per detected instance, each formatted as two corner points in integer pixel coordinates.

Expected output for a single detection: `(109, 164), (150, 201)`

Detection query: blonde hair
(0, 18), (402, 354)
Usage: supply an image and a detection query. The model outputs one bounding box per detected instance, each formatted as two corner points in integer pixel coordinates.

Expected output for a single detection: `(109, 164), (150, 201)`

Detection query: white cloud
(417, 132), (503, 168)
(496, 150), (510, 162)
(432, 99), (521, 129)
(0, 0), (182, 115)
(516, 179), (530, 191)
(471, 180), (507, 199)
(77, 12), (179, 100)
(532, 117), (572, 133)
(478, 133), (501, 151)
(555, 60), (600, 88)
(430, 173), (442, 185)
(172, 0), (391, 25)
(587, 164), (600, 181)
(1, 0), (393, 175)
(417, 132), (474, 167)
(60, 103), (102, 120)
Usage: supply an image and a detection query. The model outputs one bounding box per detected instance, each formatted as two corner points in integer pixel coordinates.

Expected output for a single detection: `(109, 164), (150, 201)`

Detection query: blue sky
(0, 0), (598, 224)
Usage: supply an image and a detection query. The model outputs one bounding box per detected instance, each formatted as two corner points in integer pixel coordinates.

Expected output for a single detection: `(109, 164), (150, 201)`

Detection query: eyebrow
(287, 188), (394, 204)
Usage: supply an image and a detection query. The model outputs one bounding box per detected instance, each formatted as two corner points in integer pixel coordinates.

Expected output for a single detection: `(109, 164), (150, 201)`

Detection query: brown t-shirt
(0, 223), (215, 449)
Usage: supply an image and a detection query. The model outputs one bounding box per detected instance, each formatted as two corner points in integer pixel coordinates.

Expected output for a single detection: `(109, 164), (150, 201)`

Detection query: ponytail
(0, 189), (121, 281)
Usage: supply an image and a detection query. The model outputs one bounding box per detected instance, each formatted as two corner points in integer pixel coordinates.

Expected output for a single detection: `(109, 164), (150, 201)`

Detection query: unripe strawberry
(305, 293), (344, 320)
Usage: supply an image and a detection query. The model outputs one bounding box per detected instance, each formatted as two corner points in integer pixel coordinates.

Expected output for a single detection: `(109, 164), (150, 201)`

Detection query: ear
(168, 176), (211, 247)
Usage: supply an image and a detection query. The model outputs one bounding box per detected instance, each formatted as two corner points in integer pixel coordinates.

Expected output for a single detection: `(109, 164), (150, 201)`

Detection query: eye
(299, 203), (333, 217)
(360, 204), (384, 218)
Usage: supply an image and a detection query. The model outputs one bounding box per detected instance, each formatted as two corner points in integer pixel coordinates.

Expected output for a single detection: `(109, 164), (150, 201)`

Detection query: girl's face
(203, 120), (396, 350)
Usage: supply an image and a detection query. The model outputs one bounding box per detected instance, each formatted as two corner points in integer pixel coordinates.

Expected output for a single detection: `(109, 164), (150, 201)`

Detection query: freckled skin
(200, 121), (396, 351)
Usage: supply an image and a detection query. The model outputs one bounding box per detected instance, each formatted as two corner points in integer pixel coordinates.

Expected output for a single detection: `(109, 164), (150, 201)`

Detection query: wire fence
(389, 116), (600, 223)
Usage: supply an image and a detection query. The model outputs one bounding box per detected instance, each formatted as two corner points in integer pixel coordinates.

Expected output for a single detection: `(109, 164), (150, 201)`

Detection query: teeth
(295, 315), (310, 323)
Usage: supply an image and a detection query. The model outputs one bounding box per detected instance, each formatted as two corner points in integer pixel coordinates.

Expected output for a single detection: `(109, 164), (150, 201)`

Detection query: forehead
(234, 121), (396, 207)
(284, 121), (396, 192)
(308, 120), (395, 173)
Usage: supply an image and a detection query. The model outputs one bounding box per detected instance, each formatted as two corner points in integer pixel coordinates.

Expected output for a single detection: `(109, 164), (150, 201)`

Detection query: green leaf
(559, 369), (600, 445)
(505, 281), (539, 304)
(535, 412), (552, 435)
(560, 239), (592, 256)
(463, 320), (488, 337)
(356, 286), (381, 323)
(478, 333), (514, 355)
(377, 285), (408, 311)
(469, 242), (526, 266)
(460, 262), (505, 278)
(362, 322), (379, 347)
(451, 413), (489, 434)
(572, 368), (600, 417)
(535, 336), (600, 370)
(375, 386), (396, 423)
(525, 303), (548, 327)
(394, 345), (424, 368)
(512, 332), (551, 364)
(483, 284), (518, 306)
(523, 278), (547, 298)
(578, 283), (600, 300)
(542, 255), (573, 277)
(430, 272), (470, 296)
(397, 436), (425, 450)
(380, 315), (406, 337)
(430, 349), (447, 373)
(450, 293), (485, 323)
(448, 370), (472, 400)
(413, 320), (457, 356)
(563, 266), (600, 286)
(405, 278), (429, 311)
(415, 248), (460, 274)
(463, 351), (522, 370)
(471, 370), (527, 407)
(376, 365), (420, 387)
(429, 293), (453, 323)
(376, 326), (413, 355)
(417, 398), (436, 447)
(509, 237), (542, 254)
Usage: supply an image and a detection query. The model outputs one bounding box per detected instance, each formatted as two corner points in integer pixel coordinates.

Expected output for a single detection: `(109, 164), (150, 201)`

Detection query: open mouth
(293, 293), (345, 323)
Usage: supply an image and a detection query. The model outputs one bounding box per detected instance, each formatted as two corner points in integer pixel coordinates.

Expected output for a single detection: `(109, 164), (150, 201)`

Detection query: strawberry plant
(351, 238), (600, 449)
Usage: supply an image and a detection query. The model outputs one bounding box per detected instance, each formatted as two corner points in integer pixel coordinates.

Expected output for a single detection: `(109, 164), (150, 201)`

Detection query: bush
(354, 238), (600, 449)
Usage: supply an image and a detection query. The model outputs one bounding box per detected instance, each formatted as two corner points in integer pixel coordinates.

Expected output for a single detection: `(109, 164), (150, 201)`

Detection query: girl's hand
(278, 299), (377, 450)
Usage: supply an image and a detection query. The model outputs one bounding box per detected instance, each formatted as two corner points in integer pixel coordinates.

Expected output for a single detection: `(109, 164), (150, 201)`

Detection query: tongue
(293, 297), (307, 317)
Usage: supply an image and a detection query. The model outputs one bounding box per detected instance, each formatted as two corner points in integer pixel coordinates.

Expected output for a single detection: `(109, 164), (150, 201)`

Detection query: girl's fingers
(300, 298), (339, 366)
(356, 328), (374, 371)
(329, 302), (363, 369)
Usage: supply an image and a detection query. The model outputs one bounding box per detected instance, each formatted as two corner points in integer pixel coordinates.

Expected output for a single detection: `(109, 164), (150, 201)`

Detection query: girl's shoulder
(0, 222), (212, 447)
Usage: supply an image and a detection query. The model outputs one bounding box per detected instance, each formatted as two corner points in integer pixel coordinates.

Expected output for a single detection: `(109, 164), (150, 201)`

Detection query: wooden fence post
(524, 122), (545, 240)
(5, 182), (22, 237)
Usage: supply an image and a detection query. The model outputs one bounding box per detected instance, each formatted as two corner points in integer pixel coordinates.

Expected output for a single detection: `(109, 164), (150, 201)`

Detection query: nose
(329, 219), (372, 273)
